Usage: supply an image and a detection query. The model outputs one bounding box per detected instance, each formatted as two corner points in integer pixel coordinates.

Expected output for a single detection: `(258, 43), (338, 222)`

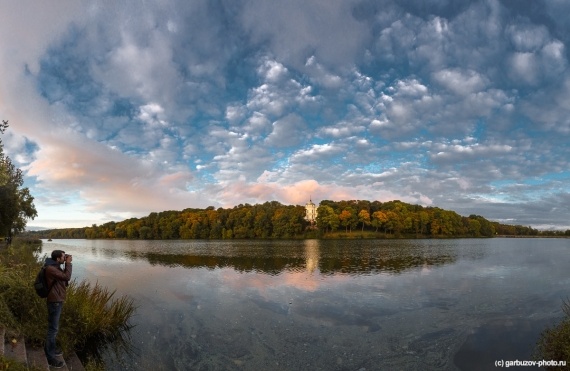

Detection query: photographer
(43, 250), (73, 368)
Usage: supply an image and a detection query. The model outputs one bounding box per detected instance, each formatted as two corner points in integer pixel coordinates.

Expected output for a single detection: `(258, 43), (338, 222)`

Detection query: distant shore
(36, 234), (570, 241)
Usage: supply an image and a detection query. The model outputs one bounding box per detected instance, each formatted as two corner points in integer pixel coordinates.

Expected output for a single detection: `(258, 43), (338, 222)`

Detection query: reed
(60, 280), (136, 357)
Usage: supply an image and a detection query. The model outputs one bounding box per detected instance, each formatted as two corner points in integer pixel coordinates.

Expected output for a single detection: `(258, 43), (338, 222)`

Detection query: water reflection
(318, 254), (456, 275)
(116, 240), (458, 276)
(41, 239), (570, 370)
(140, 252), (306, 275)
(304, 239), (319, 274)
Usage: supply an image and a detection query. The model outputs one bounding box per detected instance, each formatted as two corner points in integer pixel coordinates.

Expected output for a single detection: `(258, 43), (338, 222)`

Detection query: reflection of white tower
(305, 198), (318, 227)
(304, 239), (320, 274)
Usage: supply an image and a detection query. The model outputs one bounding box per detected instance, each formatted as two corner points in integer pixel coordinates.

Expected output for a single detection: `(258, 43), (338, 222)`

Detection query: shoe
(48, 359), (64, 368)
(55, 348), (63, 356)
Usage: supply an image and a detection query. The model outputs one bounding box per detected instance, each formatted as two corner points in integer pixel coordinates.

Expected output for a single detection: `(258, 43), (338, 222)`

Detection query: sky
(1, 0), (569, 230)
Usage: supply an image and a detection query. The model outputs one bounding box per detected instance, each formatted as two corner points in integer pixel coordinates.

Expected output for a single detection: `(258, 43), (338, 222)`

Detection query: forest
(24, 199), (569, 240)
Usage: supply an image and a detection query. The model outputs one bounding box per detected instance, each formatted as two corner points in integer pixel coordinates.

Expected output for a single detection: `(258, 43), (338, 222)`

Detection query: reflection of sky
(40, 238), (570, 370)
(41, 238), (570, 305)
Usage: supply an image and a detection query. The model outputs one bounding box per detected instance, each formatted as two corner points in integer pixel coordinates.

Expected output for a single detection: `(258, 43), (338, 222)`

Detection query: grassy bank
(0, 238), (136, 370)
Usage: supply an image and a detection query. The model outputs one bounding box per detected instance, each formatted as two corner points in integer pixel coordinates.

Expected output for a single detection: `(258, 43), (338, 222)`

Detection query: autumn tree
(358, 209), (371, 232)
(371, 211), (388, 232)
(339, 209), (353, 233)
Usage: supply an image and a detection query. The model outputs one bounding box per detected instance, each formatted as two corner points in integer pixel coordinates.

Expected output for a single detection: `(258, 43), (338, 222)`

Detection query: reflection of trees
(136, 252), (307, 275)
(125, 245), (457, 276)
(318, 255), (456, 275)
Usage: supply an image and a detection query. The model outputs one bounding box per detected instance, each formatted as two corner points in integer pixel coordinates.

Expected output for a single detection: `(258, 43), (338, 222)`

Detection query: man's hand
(65, 255), (73, 264)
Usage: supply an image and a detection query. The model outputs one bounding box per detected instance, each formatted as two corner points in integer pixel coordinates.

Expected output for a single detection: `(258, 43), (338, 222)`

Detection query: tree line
(26, 199), (569, 240)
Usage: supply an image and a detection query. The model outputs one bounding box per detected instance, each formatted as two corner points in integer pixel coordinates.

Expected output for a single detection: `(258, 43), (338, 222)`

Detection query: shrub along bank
(534, 299), (570, 369)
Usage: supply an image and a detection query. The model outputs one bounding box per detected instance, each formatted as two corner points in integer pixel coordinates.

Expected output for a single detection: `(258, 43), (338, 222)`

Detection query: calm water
(41, 238), (570, 370)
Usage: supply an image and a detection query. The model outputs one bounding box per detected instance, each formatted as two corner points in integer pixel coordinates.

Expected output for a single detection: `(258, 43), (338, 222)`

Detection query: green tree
(384, 211), (401, 234)
(469, 215), (496, 237)
(270, 206), (304, 238)
(316, 205), (339, 233)
(139, 226), (152, 239)
(253, 208), (271, 237)
(403, 216), (413, 234)
(468, 219), (481, 237)
(179, 211), (201, 239)
(125, 219), (141, 239)
(0, 121), (37, 236)
(115, 227), (126, 238)
(419, 211), (430, 235)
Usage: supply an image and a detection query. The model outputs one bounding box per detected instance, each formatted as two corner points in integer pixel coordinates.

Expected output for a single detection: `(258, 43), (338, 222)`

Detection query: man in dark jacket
(44, 250), (73, 368)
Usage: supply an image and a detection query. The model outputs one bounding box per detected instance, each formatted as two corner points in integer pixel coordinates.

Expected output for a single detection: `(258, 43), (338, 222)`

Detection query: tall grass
(535, 299), (570, 369)
(61, 280), (136, 360)
(0, 239), (136, 368)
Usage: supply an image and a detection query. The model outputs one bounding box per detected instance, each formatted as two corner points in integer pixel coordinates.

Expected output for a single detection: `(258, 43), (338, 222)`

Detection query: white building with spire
(305, 198), (318, 226)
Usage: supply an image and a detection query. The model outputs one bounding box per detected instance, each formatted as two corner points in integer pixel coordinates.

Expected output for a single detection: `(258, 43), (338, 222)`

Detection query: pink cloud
(217, 178), (428, 207)
(24, 129), (203, 214)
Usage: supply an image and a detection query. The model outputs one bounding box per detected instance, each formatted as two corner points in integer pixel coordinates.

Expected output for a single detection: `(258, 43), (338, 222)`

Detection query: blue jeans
(45, 301), (63, 362)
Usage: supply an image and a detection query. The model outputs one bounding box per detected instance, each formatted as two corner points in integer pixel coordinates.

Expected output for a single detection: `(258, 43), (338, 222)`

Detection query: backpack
(33, 266), (52, 298)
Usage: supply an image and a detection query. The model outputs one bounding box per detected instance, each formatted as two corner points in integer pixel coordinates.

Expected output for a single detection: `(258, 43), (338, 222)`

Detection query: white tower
(305, 198), (318, 226)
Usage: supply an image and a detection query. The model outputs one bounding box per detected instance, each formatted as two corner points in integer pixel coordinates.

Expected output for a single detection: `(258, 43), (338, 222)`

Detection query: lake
(41, 238), (570, 370)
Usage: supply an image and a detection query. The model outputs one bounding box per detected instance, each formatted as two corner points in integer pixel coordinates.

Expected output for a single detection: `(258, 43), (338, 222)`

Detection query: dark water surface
(41, 238), (570, 370)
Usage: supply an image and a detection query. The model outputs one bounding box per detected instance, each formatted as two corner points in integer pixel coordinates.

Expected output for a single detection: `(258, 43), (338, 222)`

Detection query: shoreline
(38, 233), (570, 240)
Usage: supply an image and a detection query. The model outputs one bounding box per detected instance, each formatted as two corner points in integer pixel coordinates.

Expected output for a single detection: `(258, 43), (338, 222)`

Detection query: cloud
(0, 0), (85, 74)
(520, 76), (570, 134)
(216, 178), (428, 208)
(239, 0), (370, 69)
(90, 29), (186, 117)
(430, 142), (513, 163)
(290, 143), (345, 163)
(2, 0), (570, 230)
(318, 122), (366, 139)
(265, 114), (308, 148)
(304, 56), (344, 89)
(432, 69), (489, 96)
(24, 128), (199, 214)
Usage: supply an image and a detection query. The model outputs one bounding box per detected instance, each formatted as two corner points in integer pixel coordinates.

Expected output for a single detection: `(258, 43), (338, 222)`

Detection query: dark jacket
(44, 258), (72, 303)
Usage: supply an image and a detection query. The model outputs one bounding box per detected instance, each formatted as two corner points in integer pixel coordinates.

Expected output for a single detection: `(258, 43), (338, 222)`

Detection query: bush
(535, 299), (570, 368)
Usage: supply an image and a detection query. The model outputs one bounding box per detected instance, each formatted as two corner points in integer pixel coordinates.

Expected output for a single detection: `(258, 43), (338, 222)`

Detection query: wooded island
(25, 199), (569, 240)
